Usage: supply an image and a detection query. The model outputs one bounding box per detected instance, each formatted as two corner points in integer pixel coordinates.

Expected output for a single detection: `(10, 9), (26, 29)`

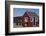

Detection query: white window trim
(24, 17), (28, 22)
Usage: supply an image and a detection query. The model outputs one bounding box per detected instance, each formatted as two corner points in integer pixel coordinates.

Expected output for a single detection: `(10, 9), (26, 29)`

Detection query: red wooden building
(14, 11), (39, 27)
(22, 11), (32, 27)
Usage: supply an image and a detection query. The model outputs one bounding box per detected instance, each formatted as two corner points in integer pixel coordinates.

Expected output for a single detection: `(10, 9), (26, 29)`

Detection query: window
(18, 23), (22, 25)
(30, 17), (34, 22)
(24, 17), (28, 22)
(35, 17), (38, 22)
(20, 20), (22, 22)
(16, 23), (18, 25)
(19, 23), (21, 25)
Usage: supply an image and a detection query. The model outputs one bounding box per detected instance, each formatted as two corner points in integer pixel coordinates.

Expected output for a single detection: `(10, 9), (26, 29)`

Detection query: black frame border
(5, 1), (45, 35)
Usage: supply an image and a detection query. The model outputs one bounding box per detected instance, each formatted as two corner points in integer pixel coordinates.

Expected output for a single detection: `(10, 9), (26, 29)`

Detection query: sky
(13, 8), (39, 17)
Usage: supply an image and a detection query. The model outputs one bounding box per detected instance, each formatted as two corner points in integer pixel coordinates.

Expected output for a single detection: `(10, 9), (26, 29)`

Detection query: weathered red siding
(22, 12), (32, 27)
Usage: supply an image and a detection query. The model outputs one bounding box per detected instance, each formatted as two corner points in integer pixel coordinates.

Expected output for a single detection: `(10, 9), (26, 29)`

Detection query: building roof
(24, 11), (39, 17)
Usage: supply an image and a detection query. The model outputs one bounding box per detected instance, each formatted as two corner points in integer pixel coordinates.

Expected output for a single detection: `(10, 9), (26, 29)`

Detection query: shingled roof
(28, 12), (38, 17)
(24, 10), (39, 17)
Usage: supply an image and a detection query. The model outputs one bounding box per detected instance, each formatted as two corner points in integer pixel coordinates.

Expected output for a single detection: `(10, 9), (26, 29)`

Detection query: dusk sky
(13, 8), (39, 17)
